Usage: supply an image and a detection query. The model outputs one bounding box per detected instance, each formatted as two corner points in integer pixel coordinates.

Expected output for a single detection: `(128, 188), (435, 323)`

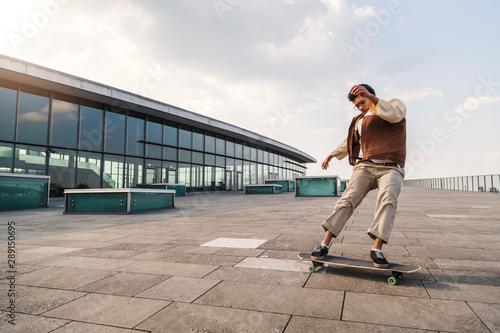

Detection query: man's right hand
(322, 155), (333, 170)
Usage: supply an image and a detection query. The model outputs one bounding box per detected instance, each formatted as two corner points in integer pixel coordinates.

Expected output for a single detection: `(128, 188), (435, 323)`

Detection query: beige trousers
(322, 161), (405, 243)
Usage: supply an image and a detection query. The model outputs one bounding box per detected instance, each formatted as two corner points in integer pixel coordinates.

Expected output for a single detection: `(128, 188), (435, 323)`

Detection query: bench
(244, 184), (282, 194)
(64, 188), (175, 214)
(137, 183), (186, 197)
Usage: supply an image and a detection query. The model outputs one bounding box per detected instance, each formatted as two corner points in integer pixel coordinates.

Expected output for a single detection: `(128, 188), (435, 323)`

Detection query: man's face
(353, 96), (372, 113)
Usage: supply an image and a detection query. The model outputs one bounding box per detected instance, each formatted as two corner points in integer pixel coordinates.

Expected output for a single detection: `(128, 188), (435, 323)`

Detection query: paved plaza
(1, 186), (499, 332)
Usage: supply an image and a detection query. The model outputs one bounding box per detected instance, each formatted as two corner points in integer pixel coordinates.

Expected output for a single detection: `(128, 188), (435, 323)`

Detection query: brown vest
(347, 113), (406, 167)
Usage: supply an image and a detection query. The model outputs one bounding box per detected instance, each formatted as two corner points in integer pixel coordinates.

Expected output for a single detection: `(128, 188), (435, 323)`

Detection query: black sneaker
(370, 249), (389, 268)
(311, 244), (329, 260)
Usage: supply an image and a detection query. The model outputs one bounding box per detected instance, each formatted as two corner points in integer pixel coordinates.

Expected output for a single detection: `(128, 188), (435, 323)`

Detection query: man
(311, 84), (407, 268)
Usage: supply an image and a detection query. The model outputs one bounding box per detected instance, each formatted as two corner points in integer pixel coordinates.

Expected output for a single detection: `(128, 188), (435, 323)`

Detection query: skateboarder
(311, 84), (407, 268)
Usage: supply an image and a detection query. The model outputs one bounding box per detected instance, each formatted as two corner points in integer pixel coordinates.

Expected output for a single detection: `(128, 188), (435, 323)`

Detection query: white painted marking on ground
(427, 214), (468, 218)
(235, 257), (325, 274)
(201, 238), (267, 249)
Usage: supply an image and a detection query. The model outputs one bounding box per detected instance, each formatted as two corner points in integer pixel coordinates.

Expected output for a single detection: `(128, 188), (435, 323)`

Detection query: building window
(179, 149), (191, 163)
(126, 114), (145, 156)
(235, 142), (243, 159)
(0, 143), (13, 172)
(163, 147), (177, 161)
(205, 134), (215, 153)
(14, 145), (46, 175)
(205, 154), (215, 166)
(191, 165), (203, 192)
(49, 149), (77, 196)
(243, 145), (251, 160)
(125, 156), (143, 187)
(104, 154), (124, 188)
(77, 151), (102, 188)
(192, 151), (204, 164)
(178, 163), (191, 190)
(79, 102), (104, 151)
(216, 136), (225, 155)
(18, 88), (50, 145)
(226, 140), (235, 157)
(146, 118), (162, 158)
(51, 95), (79, 149)
(179, 126), (192, 149)
(193, 130), (204, 151)
(0, 83), (18, 142)
(164, 123), (178, 146)
(104, 109), (126, 154)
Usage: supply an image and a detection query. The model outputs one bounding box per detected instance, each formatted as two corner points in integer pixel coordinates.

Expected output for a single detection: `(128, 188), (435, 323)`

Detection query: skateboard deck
(298, 253), (421, 285)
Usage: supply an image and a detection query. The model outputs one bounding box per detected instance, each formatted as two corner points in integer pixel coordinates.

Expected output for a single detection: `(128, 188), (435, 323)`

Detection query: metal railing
(403, 174), (500, 193)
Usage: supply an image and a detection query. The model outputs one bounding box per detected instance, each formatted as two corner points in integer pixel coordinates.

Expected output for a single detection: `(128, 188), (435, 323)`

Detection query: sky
(1, 0), (499, 180)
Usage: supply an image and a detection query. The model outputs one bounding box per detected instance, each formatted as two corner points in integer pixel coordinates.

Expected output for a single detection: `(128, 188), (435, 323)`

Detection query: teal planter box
(264, 179), (294, 192)
(137, 183), (186, 197)
(64, 188), (175, 214)
(245, 184), (282, 194)
(295, 176), (339, 197)
(340, 180), (348, 192)
(0, 173), (50, 210)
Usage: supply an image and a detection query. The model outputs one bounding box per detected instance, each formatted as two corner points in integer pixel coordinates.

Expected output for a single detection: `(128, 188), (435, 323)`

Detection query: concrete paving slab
(406, 245), (498, 261)
(43, 294), (170, 328)
(126, 250), (193, 262)
(0, 285), (86, 315)
(201, 237), (268, 249)
(18, 239), (112, 248)
(433, 258), (500, 272)
(51, 321), (137, 332)
(77, 272), (169, 296)
(106, 235), (177, 244)
(203, 266), (309, 287)
(213, 247), (266, 257)
(468, 302), (500, 333)
(428, 268), (500, 285)
(257, 238), (319, 252)
(16, 253), (59, 265)
(19, 246), (83, 255)
(46, 232), (127, 242)
(423, 281), (500, 303)
(180, 253), (245, 266)
(16, 267), (116, 289)
(195, 281), (344, 319)
(63, 248), (142, 259)
(236, 257), (319, 273)
(164, 244), (223, 254)
(0, 313), (68, 333)
(342, 292), (489, 332)
(136, 276), (220, 302)
(137, 302), (290, 333)
(285, 316), (435, 332)
(46, 256), (135, 271)
(101, 242), (173, 252)
(119, 260), (218, 278)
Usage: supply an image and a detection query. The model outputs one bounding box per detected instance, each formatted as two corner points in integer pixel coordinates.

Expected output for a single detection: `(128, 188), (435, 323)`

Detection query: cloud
(51, 100), (78, 121)
(353, 6), (377, 18)
(455, 96), (500, 115)
(383, 83), (442, 100)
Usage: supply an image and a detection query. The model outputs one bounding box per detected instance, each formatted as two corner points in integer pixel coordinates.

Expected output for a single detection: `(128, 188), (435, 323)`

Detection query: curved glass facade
(0, 79), (308, 196)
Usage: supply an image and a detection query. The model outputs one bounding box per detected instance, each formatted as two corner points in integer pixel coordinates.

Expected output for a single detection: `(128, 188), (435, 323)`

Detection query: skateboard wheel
(388, 277), (397, 285)
(309, 266), (315, 273)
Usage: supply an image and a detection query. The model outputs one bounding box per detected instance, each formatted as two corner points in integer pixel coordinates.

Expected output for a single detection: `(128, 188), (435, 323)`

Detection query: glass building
(0, 55), (316, 196)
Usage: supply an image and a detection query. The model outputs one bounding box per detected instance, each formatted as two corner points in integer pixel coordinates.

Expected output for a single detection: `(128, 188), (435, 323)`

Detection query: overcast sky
(1, 0), (499, 180)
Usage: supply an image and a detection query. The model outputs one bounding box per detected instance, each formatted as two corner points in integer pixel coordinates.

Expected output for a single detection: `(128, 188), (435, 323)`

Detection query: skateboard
(297, 253), (421, 285)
